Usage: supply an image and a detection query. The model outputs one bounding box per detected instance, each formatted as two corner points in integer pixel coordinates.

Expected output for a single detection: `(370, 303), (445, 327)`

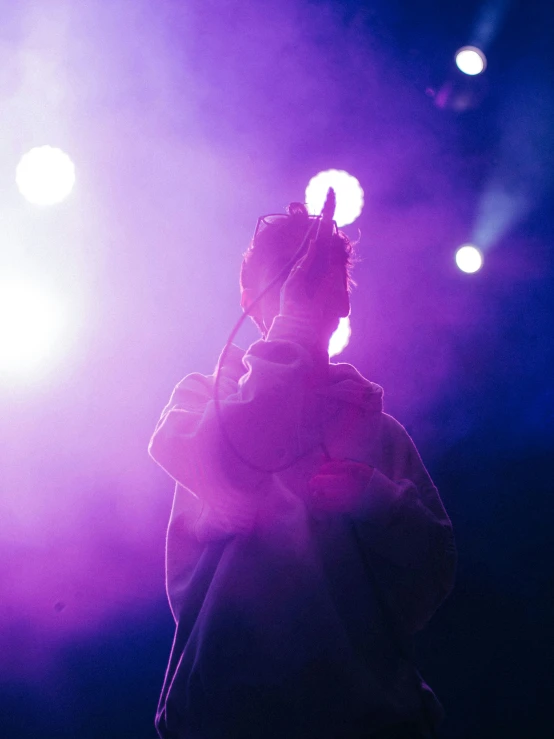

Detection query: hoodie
(149, 315), (456, 739)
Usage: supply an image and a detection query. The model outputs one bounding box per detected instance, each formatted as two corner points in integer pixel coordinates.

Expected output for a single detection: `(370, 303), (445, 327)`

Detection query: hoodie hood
(223, 343), (383, 414)
(325, 361), (384, 413)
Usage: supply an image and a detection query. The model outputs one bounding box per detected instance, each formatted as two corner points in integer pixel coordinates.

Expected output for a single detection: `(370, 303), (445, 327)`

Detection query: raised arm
(150, 215), (349, 499)
(148, 315), (324, 506)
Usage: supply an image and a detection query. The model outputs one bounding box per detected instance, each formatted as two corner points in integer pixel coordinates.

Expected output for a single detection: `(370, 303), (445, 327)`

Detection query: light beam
(16, 146), (76, 206)
(455, 46), (487, 76)
(0, 276), (66, 375)
(455, 244), (483, 273)
(329, 316), (351, 357)
(305, 170), (364, 227)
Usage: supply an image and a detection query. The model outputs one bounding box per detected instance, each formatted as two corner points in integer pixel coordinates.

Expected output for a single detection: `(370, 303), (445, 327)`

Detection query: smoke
(2, 0), (547, 677)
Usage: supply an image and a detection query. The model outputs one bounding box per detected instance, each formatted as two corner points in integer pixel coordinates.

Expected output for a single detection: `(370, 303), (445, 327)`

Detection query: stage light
(15, 146), (76, 206)
(305, 170), (364, 227)
(455, 244), (483, 273)
(0, 277), (66, 374)
(455, 46), (487, 76)
(329, 316), (351, 357)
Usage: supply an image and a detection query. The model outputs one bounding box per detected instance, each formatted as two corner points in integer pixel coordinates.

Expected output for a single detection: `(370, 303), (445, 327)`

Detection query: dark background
(1, 1), (553, 737)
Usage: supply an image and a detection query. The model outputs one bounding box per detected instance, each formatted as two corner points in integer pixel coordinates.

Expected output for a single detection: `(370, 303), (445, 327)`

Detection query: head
(240, 202), (355, 337)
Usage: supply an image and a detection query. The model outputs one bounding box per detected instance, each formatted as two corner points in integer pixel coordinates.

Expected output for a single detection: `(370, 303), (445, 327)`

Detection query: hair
(240, 201), (357, 295)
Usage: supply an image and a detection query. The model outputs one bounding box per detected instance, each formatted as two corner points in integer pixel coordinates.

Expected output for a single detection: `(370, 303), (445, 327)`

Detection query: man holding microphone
(149, 193), (456, 739)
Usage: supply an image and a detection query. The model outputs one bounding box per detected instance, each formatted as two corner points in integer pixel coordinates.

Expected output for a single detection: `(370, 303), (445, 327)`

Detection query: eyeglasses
(252, 213), (338, 243)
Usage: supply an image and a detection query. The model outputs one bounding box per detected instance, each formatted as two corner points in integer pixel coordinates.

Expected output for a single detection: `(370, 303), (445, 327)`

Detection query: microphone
(305, 187), (336, 294)
(316, 186), (336, 244)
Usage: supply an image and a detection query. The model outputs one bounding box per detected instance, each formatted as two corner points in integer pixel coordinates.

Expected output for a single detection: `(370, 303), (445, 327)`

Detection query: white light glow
(329, 316), (351, 358)
(455, 46), (487, 76)
(16, 146), (76, 206)
(455, 244), (483, 273)
(0, 277), (66, 374)
(305, 170), (364, 227)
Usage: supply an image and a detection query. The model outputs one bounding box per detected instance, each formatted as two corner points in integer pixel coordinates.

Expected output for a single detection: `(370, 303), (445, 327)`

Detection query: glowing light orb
(305, 170), (364, 227)
(329, 316), (351, 358)
(16, 146), (76, 205)
(455, 46), (487, 76)
(0, 277), (66, 374)
(455, 244), (483, 273)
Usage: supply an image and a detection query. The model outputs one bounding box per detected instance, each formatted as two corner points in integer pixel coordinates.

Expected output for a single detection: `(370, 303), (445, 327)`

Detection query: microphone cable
(212, 189), (335, 475)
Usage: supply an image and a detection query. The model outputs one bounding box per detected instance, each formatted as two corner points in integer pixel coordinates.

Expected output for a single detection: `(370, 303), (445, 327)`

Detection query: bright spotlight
(305, 169), (364, 227)
(329, 316), (351, 358)
(0, 277), (66, 374)
(455, 46), (487, 76)
(455, 244), (483, 273)
(16, 146), (76, 206)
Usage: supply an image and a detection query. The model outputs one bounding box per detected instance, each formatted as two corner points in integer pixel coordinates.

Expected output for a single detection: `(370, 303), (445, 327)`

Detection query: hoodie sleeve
(352, 416), (456, 635)
(148, 316), (323, 513)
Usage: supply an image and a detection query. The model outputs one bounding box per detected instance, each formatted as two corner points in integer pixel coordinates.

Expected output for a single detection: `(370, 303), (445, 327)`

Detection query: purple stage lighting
(455, 46), (487, 76)
(305, 170), (364, 227)
(455, 244), (483, 273)
(16, 146), (76, 206)
(0, 276), (66, 374)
